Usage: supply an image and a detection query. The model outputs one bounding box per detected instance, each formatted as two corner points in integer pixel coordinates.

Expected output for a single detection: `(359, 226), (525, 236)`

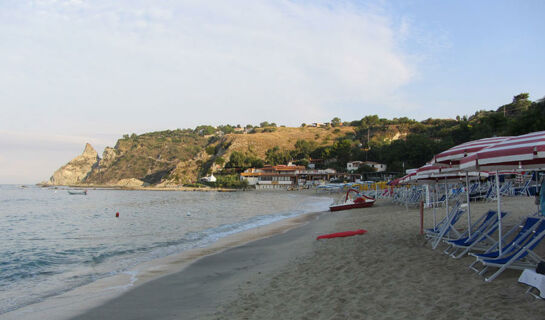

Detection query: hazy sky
(1, 0), (544, 183)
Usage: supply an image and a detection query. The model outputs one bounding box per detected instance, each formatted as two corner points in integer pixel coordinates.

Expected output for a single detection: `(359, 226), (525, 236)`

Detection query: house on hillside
(347, 161), (387, 173)
(201, 174), (217, 183)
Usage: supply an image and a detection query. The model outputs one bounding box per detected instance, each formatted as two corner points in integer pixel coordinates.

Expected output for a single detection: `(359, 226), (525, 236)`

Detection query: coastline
(36, 183), (241, 192)
(65, 198), (545, 319)
(8, 196), (545, 319)
(0, 209), (330, 320)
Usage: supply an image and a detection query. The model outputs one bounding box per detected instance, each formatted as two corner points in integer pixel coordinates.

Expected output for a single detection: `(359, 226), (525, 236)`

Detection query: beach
(6, 196), (545, 319)
(203, 197), (545, 320)
(77, 197), (545, 319)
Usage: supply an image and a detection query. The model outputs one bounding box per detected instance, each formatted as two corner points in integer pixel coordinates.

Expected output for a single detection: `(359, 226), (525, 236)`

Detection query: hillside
(48, 125), (401, 187)
(47, 92), (545, 187)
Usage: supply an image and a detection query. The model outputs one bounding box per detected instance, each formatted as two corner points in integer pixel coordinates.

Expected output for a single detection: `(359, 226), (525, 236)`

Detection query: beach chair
(518, 268), (545, 299)
(424, 202), (461, 236)
(425, 202), (465, 249)
(443, 210), (507, 259)
(469, 217), (545, 282)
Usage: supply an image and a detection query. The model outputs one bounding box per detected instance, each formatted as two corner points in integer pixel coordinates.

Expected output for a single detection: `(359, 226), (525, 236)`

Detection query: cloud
(0, 0), (415, 130)
(0, 0), (420, 182)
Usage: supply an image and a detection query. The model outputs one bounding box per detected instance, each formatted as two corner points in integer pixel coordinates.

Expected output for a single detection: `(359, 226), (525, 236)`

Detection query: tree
(265, 146), (291, 165)
(260, 121), (270, 128)
(205, 145), (216, 155)
(331, 117), (341, 127)
(227, 151), (246, 168)
(292, 139), (315, 160)
(195, 125), (216, 136)
(332, 139), (352, 165)
(215, 156), (225, 166)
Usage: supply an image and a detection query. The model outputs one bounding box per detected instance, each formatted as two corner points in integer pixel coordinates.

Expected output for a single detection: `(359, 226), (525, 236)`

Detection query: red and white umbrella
(459, 131), (545, 171)
(416, 163), (442, 177)
(398, 172), (417, 185)
(434, 136), (511, 167)
(458, 130), (545, 257)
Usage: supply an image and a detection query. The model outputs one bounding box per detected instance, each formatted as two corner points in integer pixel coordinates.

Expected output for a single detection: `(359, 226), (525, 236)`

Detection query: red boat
(329, 188), (375, 212)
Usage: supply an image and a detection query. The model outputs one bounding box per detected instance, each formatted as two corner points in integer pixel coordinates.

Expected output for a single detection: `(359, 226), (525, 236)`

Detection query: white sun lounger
(518, 269), (545, 299)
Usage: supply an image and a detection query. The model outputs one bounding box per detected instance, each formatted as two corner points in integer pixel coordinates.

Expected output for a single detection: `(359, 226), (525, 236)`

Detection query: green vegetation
(225, 151), (264, 170)
(81, 92), (544, 187)
(211, 174), (249, 189)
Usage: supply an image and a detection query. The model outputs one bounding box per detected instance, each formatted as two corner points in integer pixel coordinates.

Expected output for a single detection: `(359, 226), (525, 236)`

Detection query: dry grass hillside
(222, 126), (356, 159)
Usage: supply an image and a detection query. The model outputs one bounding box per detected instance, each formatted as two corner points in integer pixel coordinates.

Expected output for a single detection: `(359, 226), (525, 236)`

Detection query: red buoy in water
(116, 212), (119, 218)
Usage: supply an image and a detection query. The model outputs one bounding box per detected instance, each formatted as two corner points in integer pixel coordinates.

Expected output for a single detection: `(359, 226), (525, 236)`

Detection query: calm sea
(0, 184), (332, 314)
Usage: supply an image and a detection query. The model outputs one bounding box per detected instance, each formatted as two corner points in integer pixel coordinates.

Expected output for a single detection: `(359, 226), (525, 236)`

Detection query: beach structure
(347, 161), (386, 173)
(240, 165), (337, 189)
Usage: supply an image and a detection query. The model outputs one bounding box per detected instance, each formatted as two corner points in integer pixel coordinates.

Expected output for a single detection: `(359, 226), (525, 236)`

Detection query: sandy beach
(5, 196), (545, 320)
(203, 197), (545, 320)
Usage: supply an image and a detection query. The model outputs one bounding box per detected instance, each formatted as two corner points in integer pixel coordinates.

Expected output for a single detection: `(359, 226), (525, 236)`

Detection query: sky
(1, 0), (544, 183)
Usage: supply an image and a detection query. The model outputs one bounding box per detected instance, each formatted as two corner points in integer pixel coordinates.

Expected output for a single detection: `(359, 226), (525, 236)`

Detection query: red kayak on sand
(316, 229), (367, 240)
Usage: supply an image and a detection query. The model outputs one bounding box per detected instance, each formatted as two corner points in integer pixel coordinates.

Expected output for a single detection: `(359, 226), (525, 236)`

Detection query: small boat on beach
(329, 188), (375, 212)
(68, 190), (87, 195)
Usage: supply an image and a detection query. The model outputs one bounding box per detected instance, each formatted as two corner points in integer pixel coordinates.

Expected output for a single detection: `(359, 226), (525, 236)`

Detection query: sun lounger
(469, 216), (541, 260)
(518, 268), (545, 299)
(425, 202), (465, 249)
(469, 218), (545, 282)
(424, 202), (462, 236)
(443, 210), (507, 259)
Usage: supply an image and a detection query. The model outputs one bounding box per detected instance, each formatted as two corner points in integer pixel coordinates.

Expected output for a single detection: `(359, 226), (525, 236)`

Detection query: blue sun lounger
(469, 217), (545, 282)
(443, 210), (507, 259)
(425, 202), (465, 250)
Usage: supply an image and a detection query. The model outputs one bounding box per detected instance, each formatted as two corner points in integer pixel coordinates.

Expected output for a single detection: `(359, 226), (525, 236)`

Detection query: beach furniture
(426, 202), (465, 249)
(518, 268), (545, 299)
(443, 210), (507, 259)
(424, 202), (462, 236)
(469, 217), (545, 282)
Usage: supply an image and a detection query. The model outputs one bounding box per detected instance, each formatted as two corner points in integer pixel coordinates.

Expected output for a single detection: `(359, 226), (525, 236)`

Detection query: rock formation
(49, 143), (99, 185)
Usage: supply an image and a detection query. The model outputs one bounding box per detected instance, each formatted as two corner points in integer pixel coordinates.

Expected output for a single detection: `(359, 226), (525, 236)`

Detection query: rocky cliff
(49, 143), (99, 185)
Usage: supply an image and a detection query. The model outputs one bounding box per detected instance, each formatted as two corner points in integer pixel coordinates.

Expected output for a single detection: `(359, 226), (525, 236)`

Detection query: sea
(0, 184), (333, 315)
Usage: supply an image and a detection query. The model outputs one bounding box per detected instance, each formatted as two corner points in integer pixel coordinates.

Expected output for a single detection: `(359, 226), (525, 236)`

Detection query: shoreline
(36, 183), (242, 192)
(0, 209), (330, 320)
(59, 198), (545, 319)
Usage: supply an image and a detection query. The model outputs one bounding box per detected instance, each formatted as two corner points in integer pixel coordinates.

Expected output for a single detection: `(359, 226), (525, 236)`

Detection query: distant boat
(329, 188), (375, 212)
(68, 190), (87, 195)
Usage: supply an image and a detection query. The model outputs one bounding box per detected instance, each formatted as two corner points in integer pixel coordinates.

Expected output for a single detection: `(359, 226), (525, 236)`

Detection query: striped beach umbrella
(433, 136), (511, 167)
(459, 131), (545, 171)
(459, 130), (545, 256)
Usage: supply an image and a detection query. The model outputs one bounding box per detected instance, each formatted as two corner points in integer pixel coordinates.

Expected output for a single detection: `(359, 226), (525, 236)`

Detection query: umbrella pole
(445, 177), (449, 219)
(466, 172), (471, 237)
(496, 172), (503, 256)
(534, 171), (541, 214)
(433, 183), (437, 229)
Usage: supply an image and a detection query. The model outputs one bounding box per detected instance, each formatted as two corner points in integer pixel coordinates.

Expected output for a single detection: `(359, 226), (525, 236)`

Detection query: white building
(347, 161), (364, 172)
(200, 174), (217, 183)
(347, 161), (387, 172)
